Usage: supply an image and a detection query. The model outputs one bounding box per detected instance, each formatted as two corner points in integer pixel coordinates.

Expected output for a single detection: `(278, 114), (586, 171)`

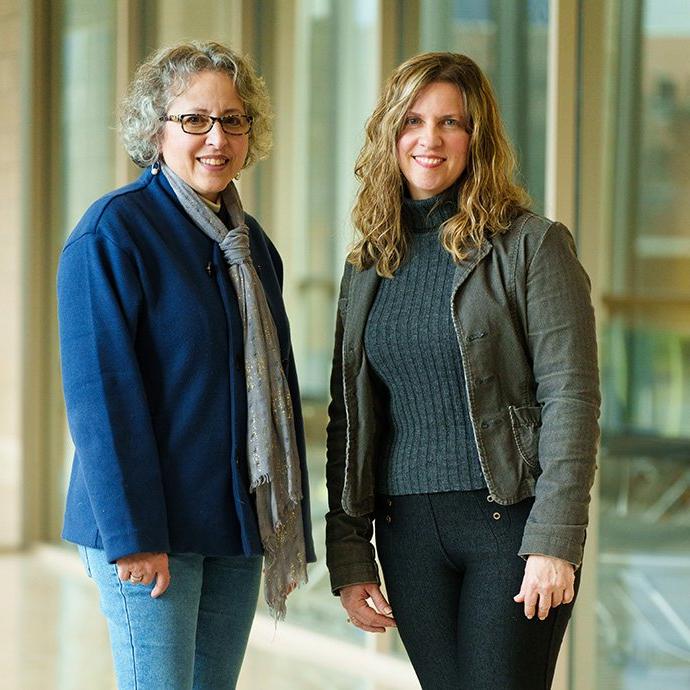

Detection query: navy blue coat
(58, 168), (316, 564)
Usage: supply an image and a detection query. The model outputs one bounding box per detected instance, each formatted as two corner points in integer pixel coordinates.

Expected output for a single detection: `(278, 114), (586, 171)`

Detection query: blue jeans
(78, 546), (262, 690)
(374, 490), (580, 690)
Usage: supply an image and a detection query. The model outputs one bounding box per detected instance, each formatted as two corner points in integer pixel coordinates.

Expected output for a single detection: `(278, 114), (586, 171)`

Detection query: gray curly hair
(120, 41), (272, 168)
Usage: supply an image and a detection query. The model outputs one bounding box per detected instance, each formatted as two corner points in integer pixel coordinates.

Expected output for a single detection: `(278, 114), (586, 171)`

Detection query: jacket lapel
(343, 264), (380, 358)
(451, 239), (492, 292)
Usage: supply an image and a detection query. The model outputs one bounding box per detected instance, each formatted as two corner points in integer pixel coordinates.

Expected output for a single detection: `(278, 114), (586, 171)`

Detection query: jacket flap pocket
(509, 404), (542, 427)
(508, 405), (542, 467)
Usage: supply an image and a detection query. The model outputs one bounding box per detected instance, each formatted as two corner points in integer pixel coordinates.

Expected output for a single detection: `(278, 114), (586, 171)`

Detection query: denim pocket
(508, 404), (542, 468)
(77, 545), (93, 578)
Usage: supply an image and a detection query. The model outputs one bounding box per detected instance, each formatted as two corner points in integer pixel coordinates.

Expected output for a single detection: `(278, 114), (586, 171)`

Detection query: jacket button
(385, 515), (392, 524)
(492, 512), (501, 520)
(387, 499), (392, 507)
(486, 495), (494, 503)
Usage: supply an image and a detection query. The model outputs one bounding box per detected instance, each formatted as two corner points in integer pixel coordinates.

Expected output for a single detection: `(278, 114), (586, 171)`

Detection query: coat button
(387, 499), (392, 507)
(486, 495), (494, 503)
(492, 512), (501, 520)
(385, 515), (392, 524)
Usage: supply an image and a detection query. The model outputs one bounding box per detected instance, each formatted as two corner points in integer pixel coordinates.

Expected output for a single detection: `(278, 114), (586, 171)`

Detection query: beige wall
(0, 0), (23, 547)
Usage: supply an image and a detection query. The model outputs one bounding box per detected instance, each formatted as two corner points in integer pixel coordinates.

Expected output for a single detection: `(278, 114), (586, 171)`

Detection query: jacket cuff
(328, 560), (380, 595)
(519, 523), (586, 568)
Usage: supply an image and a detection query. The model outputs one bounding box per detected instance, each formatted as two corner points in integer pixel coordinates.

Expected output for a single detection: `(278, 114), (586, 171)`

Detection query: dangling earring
(151, 160), (160, 175)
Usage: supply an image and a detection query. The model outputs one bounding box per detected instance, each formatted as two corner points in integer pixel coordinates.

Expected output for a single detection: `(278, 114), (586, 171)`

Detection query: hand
(514, 554), (575, 620)
(116, 552), (170, 598)
(339, 583), (397, 633)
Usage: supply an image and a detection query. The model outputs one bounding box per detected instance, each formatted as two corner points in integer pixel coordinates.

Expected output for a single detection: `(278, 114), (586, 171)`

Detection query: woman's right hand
(339, 583), (397, 633)
(116, 552), (170, 598)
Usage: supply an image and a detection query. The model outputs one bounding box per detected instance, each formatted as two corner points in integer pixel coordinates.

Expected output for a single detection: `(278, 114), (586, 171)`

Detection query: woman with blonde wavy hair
(58, 41), (315, 689)
(325, 52), (599, 689)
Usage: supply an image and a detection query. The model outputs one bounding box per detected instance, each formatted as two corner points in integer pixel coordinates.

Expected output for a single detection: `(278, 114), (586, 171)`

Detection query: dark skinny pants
(374, 489), (580, 690)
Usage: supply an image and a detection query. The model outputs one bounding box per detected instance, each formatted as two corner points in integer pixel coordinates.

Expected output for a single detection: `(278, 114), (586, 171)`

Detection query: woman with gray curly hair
(57, 40), (315, 689)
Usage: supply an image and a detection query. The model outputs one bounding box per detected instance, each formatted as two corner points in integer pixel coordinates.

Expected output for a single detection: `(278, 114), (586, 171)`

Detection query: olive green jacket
(325, 212), (600, 593)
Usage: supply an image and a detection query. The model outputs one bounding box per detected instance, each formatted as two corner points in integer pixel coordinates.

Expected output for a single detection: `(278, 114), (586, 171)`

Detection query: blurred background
(1, 0), (689, 688)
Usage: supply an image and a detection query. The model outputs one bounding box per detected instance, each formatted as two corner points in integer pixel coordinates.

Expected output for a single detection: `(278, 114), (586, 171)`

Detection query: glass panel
(55, 0), (118, 537)
(596, 0), (690, 686)
(415, 0), (550, 211)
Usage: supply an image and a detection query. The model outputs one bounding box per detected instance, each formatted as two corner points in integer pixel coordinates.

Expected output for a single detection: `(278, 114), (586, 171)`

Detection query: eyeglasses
(161, 113), (253, 136)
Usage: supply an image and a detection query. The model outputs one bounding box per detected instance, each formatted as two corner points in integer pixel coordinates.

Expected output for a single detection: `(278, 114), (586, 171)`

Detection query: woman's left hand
(514, 554), (575, 620)
(116, 552), (170, 598)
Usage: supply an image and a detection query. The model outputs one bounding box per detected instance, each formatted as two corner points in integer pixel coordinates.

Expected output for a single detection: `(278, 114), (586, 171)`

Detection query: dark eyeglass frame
(161, 113), (253, 135)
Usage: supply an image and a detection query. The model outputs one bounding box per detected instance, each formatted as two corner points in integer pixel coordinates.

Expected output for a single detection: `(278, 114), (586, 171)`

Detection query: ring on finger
(130, 574), (144, 582)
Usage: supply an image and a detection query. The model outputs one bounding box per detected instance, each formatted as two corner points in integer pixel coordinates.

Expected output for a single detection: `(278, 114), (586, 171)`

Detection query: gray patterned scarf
(162, 163), (308, 619)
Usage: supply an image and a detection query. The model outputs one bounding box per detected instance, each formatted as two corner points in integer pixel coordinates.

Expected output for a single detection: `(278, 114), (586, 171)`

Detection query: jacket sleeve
(325, 265), (380, 593)
(58, 232), (170, 562)
(518, 223), (600, 567)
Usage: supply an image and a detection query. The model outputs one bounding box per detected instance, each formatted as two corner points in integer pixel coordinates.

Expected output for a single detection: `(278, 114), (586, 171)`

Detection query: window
(592, 0), (690, 686)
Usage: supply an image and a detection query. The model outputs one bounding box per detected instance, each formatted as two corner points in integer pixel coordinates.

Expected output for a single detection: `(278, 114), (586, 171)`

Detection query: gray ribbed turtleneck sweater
(364, 185), (485, 495)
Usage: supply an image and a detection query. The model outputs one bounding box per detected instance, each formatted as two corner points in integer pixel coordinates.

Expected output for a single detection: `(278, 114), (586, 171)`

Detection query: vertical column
(544, 1), (583, 688)
(609, 0), (643, 295)
(21, 0), (60, 545)
(114, 0), (146, 187)
(571, 1), (608, 681)
(544, 0), (578, 227)
(1, 0), (26, 548)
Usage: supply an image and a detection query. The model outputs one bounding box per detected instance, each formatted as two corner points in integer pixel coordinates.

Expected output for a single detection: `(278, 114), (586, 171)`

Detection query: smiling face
(396, 81), (471, 200)
(160, 70), (249, 202)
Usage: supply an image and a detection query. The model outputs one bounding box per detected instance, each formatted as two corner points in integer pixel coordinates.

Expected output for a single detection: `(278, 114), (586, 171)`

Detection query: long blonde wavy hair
(350, 52), (530, 276)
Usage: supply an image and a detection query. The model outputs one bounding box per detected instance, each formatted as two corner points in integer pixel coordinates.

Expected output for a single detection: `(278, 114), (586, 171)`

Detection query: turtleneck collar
(401, 182), (460, 233)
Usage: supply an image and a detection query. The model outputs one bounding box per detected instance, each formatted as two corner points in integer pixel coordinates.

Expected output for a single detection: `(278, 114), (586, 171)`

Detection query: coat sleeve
(518, 223), (600, 567)
(325, 264), (380, 593)
(58, 231), (170, 562)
